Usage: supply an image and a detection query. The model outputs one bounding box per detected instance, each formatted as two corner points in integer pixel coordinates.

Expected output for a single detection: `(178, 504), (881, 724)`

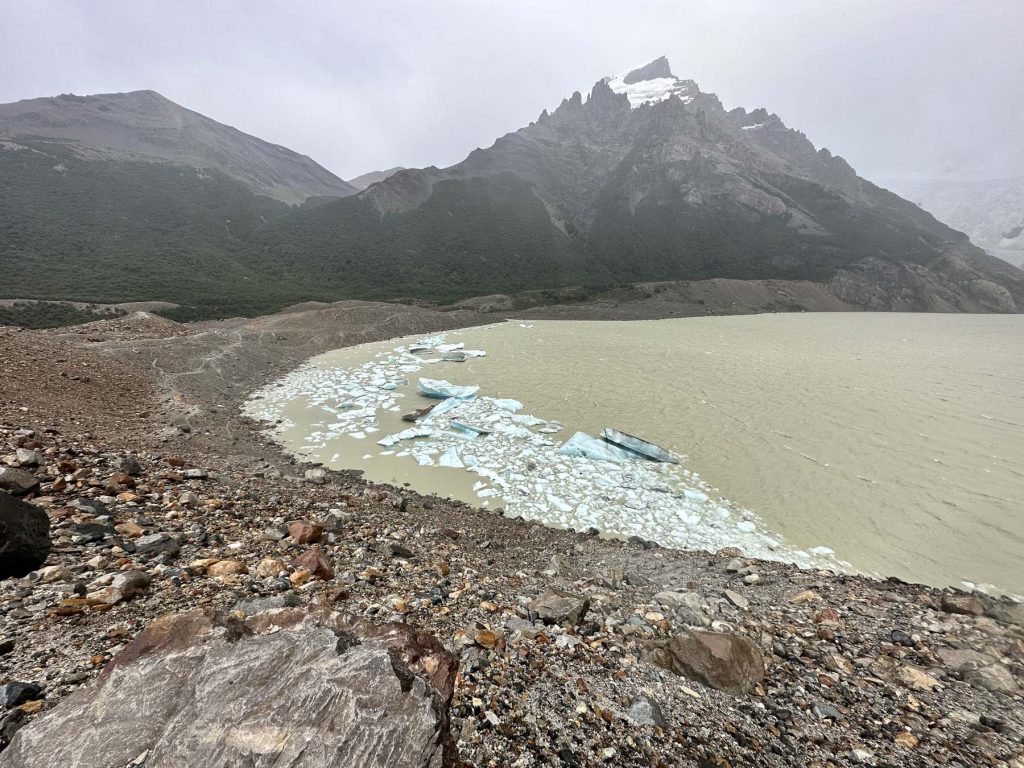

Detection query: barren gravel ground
(1, 303), (1022, 767)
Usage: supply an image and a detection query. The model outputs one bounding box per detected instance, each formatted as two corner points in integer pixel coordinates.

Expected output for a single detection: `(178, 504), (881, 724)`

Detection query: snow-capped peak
(604, 57), (698, 108)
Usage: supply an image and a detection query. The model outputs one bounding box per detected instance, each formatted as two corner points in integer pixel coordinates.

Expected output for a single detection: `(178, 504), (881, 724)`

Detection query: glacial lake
(246, 313), (1024, 596)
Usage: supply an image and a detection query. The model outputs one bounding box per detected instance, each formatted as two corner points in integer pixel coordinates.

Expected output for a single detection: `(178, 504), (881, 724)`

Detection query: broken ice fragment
(602, 427), (679, 463)
(451, 420), (492, 436)
(557, 432), (639, 464)
(439, 446), (464, 468)
(490, 398), (523, 412)
(428, 396), (471, 418)
(417, 378), (480, 399)
(512, 414), (546, 427)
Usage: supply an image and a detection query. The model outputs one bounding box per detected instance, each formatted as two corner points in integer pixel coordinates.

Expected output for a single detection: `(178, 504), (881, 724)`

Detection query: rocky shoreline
(1, 306), (1022, 766)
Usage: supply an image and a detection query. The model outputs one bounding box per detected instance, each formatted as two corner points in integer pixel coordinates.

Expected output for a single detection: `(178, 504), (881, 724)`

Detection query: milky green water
(265, 313), (1024, 595)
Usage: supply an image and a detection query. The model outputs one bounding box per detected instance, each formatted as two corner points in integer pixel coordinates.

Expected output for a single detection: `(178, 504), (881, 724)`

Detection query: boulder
(654, 591), (710, 628)
(303, 468), (327, 485)
(645, 630), (765, 695)
(0, 469), (39, 496)
(0, 683), (41, 709)
(13, 449), (41, 467)
(0, 492), (51, 579)
(86, 570), (151, 605)
(986, 600), (1024, 628)
(133, 533), (179, 557)
(0, 607), (458, 767)
(962, 664), (1019, 695)
(625, 695), (668, 728)
(112, 455), (143, 476)
(528, 589), (590, 626)
(936, 647), (1020, 694)
(291, 547), (334, 580)
(287, 521), (324, 544)
(941, 594), (986, 616)
(206, 560), (248, 578)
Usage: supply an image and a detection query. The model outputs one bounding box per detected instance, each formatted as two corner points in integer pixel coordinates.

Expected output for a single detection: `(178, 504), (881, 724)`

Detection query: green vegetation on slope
(0, 140), (1010, 324)
(0, 140), (314, 318)
(252, 173), (596, 302)
(0, 300), (125, 329)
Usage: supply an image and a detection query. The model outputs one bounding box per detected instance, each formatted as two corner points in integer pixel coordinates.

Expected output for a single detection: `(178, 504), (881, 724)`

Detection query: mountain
(0, 90), (356, 204)
(346, 166), (405, 191)
(883, 176), (1024, 267)
(2, 65), (1023, 318)
(0, 90), (361, 317)
(257, 57), (1024, 312)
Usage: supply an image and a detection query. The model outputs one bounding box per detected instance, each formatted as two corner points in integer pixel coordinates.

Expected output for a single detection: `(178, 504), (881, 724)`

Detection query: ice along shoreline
(243, 323), (848, 574)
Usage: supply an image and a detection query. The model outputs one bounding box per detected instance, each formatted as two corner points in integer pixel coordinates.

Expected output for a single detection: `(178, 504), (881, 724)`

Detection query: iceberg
(417, 378), (480, 399)
(557, 432), (640, 464)
(602, 427), (679, 464)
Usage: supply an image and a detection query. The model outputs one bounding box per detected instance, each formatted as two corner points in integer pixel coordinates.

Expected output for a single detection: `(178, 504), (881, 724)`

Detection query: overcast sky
(2, 0), (1022, 181)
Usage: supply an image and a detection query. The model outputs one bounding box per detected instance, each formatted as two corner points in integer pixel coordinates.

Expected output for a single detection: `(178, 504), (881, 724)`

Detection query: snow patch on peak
(603, 59), (698, 109)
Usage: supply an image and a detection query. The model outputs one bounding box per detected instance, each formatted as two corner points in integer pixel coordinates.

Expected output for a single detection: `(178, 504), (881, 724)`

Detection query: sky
(1, 0), (1022, 182)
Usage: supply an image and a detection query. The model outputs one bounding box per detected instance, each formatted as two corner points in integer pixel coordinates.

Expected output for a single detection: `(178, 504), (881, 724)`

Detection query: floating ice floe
(557, 432), (640, 464)
(417, 378), (480, 399)
(243, 327), (848, 576)
(603, 427), (679, 464)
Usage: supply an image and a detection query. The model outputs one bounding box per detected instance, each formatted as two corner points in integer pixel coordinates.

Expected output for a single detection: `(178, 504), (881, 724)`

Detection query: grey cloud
(1, 0), (1021, 181)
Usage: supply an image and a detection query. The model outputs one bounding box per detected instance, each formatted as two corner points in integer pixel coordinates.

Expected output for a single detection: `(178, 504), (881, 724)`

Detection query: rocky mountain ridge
(352, 58), (1024, 312)
(0, 90), (356, 204)
(2, 63), (1023, 316)
(345, 166), (406, 191)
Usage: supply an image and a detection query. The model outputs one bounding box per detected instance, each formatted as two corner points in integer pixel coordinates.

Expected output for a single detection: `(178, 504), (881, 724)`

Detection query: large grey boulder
(0, 468), (38, 496)
(0, 492), (50, 579)
(0, 607), (458, 767)
(528, 589), (590, 626)
(644, 630), (766, 695)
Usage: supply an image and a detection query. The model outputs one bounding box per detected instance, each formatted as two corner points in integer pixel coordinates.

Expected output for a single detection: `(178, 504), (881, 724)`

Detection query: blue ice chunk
(557, 432), (639, 464)
(439, 446), (464, 468)
(451, 420), (492, 436)
(417, 378), (480, 399)
(491, 398), (523, 412)
(429, 396), (472, 418)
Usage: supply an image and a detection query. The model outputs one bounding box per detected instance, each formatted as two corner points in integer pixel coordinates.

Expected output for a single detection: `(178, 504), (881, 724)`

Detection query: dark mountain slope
(0, 138), (314, 316)
(338, 59), (1024, 311)
(2, 65), (1023, 317)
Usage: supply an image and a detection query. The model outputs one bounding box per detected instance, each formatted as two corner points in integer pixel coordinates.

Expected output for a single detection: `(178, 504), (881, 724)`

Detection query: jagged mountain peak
(622, 56), (673, 83)
(603, 57), (699, 108)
